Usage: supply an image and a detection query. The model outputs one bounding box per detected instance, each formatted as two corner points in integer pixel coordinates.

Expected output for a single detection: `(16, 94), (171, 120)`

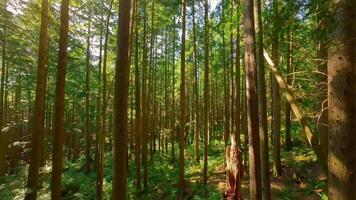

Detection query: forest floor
(0, 139), (327, 200)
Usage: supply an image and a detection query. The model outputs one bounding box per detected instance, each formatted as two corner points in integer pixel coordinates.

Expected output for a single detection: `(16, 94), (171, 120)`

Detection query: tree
(327, 0), (356, 199)
(243, 0), (262, 198)
(0, 0), (7, 177)
(112, 0), (131, 198)
(271, 0), (282, 177)
(203, 0), (209, 184)
(84, 5), (92, 173)
(96, 0), (114, 198)
(51, 0), (70, 198)
(179, 0), (187, 193)
(25, 0), (49, 198)
(141, 0), (149, 189)
(133, 0), (142, 191)
(192, 0), (200, 163)
(254, 0), (271, 198)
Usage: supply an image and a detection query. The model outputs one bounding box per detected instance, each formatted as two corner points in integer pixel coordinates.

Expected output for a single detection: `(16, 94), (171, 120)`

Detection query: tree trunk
(285, 27), (293, 151)
(192, 0), (200, 163)
(327, 0), (356, 199)
(203, 0), (209, 184)
(25, 0), (49, 198)
(96, 0), (114, 198)
(51, 0), (70, 198)
(254, 0), (271, 198)
(112, 0), (131, 198)
(84, 8), (92, 173)
(141, 0), (149, 189)
(243, 0), (262, 198)
(179, 0), (187, 194)
(271, 0), (282, 177)
(0, 0), (7, 176)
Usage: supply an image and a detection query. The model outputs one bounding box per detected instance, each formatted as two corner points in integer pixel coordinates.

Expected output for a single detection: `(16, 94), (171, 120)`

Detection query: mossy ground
(0, 134), (327, 200)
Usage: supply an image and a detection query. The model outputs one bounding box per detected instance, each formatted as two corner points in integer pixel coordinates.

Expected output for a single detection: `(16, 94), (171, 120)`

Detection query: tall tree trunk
(192, 0), (200, 163)
(112, 0), (131, 198)
(171, 16), (176, 163)
(328, 0), (356, 199)
(25, 0), (49, 198)
(222, 0), (230, 148)
(96, 0), (114, 198)
(285, 26), (293, 151)
(84, 8), (92, 173)
(203, 0), (209, 184)
(271, 0), (282, 177)
(0, 0), (7, 177)
(254, 0), (270, 197)
(243, 0), (262, 198)
(133, 0), (142, 191)
(51, 0), (70, 198)
(141, 0), (149, 189)
(179, 0), (187, 193)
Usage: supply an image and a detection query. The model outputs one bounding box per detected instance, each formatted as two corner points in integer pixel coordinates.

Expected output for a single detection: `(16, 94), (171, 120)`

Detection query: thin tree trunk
(96, 0), (114, 198)
(0, 0), (7, 176)
(141, 0), (149, 189)
(203, 0), (209, 184)
(51, 0), (70, 198)
(133, 0), (142, 190)
(285, 27), (293, 151)
(171, 16), (176, 163)
(112, 0), (131, 198)
(84, 8), (92, 173)
(192, 0), (200, 163)
(179, 0), (187, 193)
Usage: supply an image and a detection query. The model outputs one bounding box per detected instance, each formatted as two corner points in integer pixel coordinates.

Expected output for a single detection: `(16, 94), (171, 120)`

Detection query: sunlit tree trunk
(25, 0), (49, 198)
(96, 0), (114, 198)
(112, 0), (131, 198)
(179, 0), (187, 193)
(222, 0), (230, 148)
(84, 7), (92, 173)
(254, 0), (270, 198)
(192, 0), (200, 163)
(243, 0), (262, 198)
(51, 0), (70, 198)
(203, 0), (209, 184)
(328, 0), (356, 199)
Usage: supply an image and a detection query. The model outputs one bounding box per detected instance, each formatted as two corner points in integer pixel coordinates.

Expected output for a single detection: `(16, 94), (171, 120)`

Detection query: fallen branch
(264, 51), (327, 170)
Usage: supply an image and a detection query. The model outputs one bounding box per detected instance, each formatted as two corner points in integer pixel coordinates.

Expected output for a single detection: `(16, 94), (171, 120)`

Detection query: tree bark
(25, 0), (49, 198)
(84, 8), (92, 173)
(192, 0), (200, 163)
(254, 0), (271, 198)
(51, 0), (70, 198)
(243, 0), (262, 198)
(179, 0), (187, 193)
(271, 0), (282, 177)
(96, 0), (114, 198)
(112, 0), (131, 199)
(328, 0), (356, 199)
(203, 0), (209, 184)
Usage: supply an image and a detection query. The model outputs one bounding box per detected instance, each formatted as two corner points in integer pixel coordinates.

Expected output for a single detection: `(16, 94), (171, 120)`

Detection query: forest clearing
(0, 0), (355, 199)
